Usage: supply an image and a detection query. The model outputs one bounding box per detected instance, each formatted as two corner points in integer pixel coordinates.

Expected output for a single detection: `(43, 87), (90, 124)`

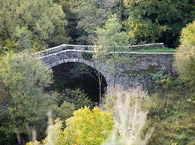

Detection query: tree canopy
(174, 20), (195, 87)
(0, 52), (54, 142)
(95, 14), (129, 56)
(124, 0), (195, 47)
(72, 0), (120, 44)
(0, 0), (70, 52)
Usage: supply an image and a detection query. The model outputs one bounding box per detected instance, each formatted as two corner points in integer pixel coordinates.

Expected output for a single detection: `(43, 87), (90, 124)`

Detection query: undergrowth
(146, 72), (195, 145)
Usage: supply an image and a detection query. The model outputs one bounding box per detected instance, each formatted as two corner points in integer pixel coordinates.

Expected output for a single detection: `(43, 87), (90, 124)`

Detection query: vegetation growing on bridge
(116, 47), (176, 53)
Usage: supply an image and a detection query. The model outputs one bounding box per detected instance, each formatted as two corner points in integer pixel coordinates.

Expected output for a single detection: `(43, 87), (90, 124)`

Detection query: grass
(116, 47), (176, 53)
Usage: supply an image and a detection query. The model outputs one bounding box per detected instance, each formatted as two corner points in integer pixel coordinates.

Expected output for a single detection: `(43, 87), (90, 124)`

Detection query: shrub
(51, 101), (75, 121)
(148, 70), (195, 145)
(174, 20), (195, 87)
(152, 68), (180, 91)
(63, 88), (93, 110)
(147, 86), (195, 145)
(27, 107), (114, 145)
(62, 106), (113, 145)
(49, 89), (93, 123)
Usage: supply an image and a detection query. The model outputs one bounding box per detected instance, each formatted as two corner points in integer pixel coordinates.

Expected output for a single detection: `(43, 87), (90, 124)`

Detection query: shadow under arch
(51, 62), (107, 102)
(47, 58), (109, 85)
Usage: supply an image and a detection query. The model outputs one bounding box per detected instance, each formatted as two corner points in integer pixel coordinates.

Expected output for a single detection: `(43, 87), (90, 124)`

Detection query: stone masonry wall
(38, 47), (174, 90)
(113, 52), (174, 89)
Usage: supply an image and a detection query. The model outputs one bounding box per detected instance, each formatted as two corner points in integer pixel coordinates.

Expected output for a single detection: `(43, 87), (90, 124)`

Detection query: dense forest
(0, 0), (194, 145)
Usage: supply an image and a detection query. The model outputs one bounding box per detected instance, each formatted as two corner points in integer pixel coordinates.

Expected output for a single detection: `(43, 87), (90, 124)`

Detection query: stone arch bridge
(33, 43), (174, 89)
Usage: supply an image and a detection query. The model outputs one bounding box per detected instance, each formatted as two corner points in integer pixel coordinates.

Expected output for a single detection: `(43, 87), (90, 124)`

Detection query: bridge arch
(49, 58), (109, 102)
(47, 58), (110, 87)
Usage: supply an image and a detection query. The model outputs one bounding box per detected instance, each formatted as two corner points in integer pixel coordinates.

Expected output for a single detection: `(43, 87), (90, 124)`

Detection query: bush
(152, 68), (180, 91)
(62, 106), (113, 145)
(147, 73), (195, 145)
(51, 101), (75, 121)
(147, 89), (195, 145)
(49, 89), (93, 124)
(63, 88), (93, 109)
(27, 107), (114, 145)
(174, 20), (195, 87)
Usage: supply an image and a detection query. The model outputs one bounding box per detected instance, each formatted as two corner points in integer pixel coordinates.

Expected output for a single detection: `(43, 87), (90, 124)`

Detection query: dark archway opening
(51, 62), (107, 102)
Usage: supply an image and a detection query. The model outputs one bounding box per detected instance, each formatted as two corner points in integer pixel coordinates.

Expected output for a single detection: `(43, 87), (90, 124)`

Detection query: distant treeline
(0, 0), (194, 54)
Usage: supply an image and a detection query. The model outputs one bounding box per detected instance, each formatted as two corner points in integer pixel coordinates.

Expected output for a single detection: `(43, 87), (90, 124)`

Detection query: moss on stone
(124, 65), (161, 75)
(82, 52), (93, 61)
(148, 65), (160, 71)
(65, 46), (74, 50)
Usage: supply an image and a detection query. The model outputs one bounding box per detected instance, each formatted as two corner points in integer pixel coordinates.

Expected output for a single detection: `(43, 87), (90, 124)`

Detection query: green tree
(72, 0), (120, 44)
(0, 0), (70, 53)
(0, 52), (54, 144)
(0, 80), (15, 145)
(124, 0), (195, 47)
(95, 14), (129, 87)
(174, 20), (195, 87)
(96, 14), (130, 52)
(0, 81), (8, 111)
(53, 0), (78, 44)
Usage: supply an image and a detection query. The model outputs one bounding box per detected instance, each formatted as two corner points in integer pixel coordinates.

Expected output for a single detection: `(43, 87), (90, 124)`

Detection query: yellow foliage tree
(27, 107), (113, 145)
(174, 20), (195, 87)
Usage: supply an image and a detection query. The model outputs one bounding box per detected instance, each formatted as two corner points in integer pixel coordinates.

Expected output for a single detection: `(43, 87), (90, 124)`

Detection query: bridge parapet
(40, 49), (95, 68)
(33, 43), (165, 57)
